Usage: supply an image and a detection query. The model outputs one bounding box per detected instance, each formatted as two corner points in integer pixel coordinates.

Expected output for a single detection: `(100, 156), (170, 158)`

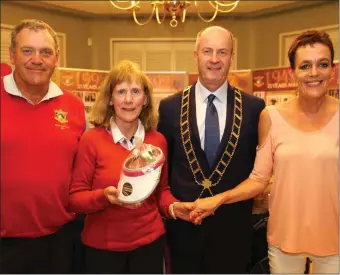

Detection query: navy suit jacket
(158, 83), (265, 254)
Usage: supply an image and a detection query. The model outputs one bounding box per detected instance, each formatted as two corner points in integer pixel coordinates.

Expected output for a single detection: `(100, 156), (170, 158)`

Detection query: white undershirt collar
(109, 117), (145, 151)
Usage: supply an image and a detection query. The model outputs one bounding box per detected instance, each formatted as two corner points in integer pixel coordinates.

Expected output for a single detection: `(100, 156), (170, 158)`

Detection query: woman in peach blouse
(190, 30), (339, 273)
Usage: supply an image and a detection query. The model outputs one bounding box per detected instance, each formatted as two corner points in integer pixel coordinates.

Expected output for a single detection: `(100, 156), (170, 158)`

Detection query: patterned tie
(204, 94), (220, 168)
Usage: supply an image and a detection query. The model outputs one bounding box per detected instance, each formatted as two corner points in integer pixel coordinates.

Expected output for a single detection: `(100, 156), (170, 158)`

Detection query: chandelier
(109, 1), (240, 27)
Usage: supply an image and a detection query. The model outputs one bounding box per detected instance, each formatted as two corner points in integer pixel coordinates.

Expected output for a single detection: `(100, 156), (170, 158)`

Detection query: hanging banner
(55, 68), (108, 120)
(253, 67), (297, 92)
(228, 70), (253, 94)
(253, 63), (339, 92)
(146, 72), (188, 110)
(188, 73), (198, 86)
(56, 68), (108, 92)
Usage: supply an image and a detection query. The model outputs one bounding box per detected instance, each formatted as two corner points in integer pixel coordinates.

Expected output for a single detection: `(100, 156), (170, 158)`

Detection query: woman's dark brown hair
(288, 30), (334, 69)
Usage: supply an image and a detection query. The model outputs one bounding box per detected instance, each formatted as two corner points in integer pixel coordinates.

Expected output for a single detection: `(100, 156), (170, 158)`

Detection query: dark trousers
(167, 221), (251, 274)
(170, 246), (250, 274)
(85, 235), (165, 274)
(70, 216), (86, 273)
(0, 221), (77, 274)
(71, 218), (85, 274)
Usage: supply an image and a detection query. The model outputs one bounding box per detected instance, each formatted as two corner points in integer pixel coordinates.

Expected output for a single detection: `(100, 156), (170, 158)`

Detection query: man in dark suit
(157, 26), (265, 273)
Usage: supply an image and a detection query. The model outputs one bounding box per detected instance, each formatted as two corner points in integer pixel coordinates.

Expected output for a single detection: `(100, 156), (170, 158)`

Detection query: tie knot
(207, 94), (216, 105)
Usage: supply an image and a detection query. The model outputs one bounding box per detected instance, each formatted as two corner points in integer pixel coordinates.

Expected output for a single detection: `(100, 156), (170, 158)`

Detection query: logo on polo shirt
(54, 109), (68, 124)
(54, 109), (70, 130)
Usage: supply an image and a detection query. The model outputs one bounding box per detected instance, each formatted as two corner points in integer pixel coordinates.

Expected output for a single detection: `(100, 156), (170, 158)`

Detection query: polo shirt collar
(3, 71), (63, 104)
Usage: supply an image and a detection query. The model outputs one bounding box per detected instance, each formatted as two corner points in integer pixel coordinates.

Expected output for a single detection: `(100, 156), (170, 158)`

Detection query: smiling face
(292, 43), (334, 99)
(194, 27), (233, 92)
(112, 79), (147, 128)
(10, 28), (58, 89)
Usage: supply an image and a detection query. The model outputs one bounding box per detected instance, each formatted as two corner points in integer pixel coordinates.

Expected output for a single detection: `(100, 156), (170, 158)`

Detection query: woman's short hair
(89, 60), (156, 131)
(288, 30), (334, 69)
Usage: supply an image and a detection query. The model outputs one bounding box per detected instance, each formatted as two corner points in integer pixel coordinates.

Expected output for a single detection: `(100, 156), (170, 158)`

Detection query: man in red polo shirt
(0, 19), (86, 273)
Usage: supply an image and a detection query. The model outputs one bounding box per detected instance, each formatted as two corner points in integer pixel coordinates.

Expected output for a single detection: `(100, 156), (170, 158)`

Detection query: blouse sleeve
(249, 127), (274, 185)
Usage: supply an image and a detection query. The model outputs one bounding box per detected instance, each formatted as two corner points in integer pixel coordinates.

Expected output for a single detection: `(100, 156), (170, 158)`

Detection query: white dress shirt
(109, 117), (145, 151)
(195, 79), (228, 150)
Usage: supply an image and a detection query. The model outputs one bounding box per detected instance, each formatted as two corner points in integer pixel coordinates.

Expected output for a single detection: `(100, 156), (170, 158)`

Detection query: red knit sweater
(1, 78), (86, 237)
(68, 127), (177, 251)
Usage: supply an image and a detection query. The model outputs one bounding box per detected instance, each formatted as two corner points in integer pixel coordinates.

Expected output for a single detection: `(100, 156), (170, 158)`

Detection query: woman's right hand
(103, 186), (142, 209)
(104, 186), (120, 205)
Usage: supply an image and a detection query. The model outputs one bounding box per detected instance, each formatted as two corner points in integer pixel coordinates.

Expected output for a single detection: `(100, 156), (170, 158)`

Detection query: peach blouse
(250, 105), (339, 256)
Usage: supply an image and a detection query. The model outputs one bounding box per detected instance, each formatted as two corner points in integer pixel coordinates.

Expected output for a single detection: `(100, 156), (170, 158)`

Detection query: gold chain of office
(180, 86), (243, 198)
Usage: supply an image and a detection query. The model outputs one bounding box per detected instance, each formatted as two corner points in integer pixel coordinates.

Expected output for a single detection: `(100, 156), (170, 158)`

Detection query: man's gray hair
(10, 19), (59, 55)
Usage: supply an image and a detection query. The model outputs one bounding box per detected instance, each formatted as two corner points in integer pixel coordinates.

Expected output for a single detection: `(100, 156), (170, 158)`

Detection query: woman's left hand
(104, 186), (143, 209)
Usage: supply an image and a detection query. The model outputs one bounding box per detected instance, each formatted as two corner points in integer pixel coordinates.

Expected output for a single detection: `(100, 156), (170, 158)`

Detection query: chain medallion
(180, 86), (243, 198)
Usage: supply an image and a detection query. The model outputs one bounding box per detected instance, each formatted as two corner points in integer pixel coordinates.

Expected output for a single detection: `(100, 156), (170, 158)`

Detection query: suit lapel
(188, 84), (211, 175)
(214, 85), (235, 166)
(188, 85), (200, 145)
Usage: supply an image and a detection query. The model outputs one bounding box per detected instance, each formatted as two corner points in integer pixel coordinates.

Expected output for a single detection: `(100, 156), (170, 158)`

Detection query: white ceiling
(37, 1), (303, 16)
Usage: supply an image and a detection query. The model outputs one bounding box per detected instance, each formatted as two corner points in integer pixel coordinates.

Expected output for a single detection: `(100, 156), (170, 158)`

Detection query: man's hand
(173, 202), (196, 222)
(189, 194), (224, 225)
(104, 186), (142, 209)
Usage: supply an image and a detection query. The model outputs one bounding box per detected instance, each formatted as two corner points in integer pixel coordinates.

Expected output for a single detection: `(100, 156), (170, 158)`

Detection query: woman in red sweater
(69, 60), (195, 274)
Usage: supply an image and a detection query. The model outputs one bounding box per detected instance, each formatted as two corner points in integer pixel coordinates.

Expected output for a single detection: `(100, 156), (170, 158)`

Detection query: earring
(109, 100), (113, 106)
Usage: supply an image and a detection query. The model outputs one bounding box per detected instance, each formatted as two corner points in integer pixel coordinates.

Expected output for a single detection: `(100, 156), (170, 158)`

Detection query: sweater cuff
(93, 189), (110, 209)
